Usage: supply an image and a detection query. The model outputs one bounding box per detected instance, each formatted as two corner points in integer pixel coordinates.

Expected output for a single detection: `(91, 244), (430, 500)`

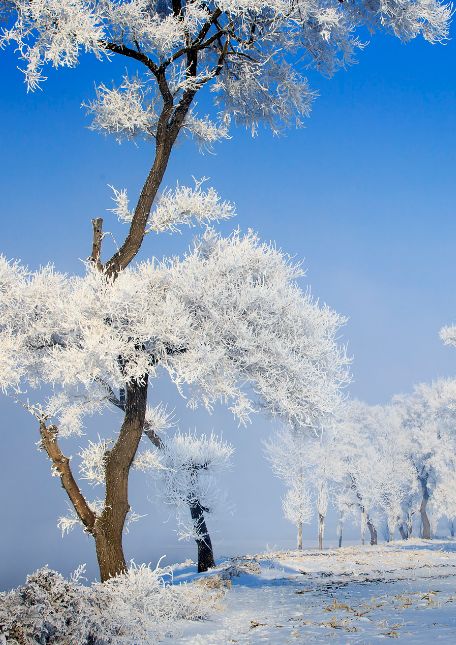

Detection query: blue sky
(1, 26), (456, 588)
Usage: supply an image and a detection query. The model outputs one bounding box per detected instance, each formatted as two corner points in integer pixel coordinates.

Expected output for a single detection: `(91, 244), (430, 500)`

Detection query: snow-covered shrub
(0, 562), (223, 644)
(0, 567), (91, 644)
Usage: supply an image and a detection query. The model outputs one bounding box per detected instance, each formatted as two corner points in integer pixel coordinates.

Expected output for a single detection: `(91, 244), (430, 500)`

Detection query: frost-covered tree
(154, 431), (233, 572)
(0, 0), (451, 589)
(393, 378), (456, 539)
(333, 401), (416, 545)
(264, 428), (313, 549)
(304, 429), (342, 550)
(265, 423), (342, 550)
(0, 227), (349, 580)
(2, 0), (452, 279)
(333, 402), (383, 545)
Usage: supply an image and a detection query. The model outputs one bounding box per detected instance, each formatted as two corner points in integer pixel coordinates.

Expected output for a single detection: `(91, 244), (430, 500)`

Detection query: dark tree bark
(450, 519), (455, 538)
(407, 513), (414, 538)
(366, 517), (377, 545)
(419, 474), (431, 539)
(105, 135), (175, 277)
(189, 500), (215, 572)
(94, 377), (148, 581)
(338, 526), (343, 548)
(399, 524), (408, 540)
(144, 422), (217, 572)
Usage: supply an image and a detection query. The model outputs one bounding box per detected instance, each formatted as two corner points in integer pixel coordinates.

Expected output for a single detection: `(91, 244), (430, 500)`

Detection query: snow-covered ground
(173, 539), (456, 643)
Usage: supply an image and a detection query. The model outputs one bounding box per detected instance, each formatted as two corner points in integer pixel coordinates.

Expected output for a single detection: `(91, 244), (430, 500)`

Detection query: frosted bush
(0, 562), (223, 644)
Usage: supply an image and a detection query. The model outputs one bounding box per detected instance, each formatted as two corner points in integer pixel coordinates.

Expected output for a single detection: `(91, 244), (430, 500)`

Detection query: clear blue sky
(1, 27), (455, 588)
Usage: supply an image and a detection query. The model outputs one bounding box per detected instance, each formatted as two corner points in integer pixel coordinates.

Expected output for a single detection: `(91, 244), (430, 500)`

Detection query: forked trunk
(366, 517), (377, 545)
(297, 522), (303, 550)
(94, 377), (148, 581)
(189, 500), (215, 572)
(419, 475), (431, 539)
(318, 514), (325, 551)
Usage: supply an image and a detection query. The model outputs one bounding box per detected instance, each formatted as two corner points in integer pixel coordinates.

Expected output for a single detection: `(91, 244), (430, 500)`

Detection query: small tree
(155, 431), (233, 572)
(333, 402), (383, 545)
(282, 485), (313, 550)
(264, 428), (314, 550)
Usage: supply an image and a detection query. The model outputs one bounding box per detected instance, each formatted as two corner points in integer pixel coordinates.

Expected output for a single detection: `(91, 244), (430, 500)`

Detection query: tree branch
(39, 420), (96, 533)
(101, 40), (158, 74)
(90, 217), (104, 270)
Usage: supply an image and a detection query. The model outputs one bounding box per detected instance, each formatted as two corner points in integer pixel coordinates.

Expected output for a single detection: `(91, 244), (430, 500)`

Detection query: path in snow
(174, 539), (456, 644)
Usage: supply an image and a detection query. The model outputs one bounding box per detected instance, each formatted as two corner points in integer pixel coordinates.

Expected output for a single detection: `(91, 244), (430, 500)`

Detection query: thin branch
(101, 40), (158, 74)
(90, 217), (104, 270)
(39, 420), (96, 533)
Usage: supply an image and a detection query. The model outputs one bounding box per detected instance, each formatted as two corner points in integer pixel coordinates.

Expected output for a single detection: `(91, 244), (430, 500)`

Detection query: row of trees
(266, 376), (456, 550)
(0, 0), (452, 583)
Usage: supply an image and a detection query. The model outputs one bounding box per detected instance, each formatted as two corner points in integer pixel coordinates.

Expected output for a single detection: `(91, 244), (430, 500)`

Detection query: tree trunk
(399, 524), (408, 540)
(338, 526), (343, 548)
(449, 519), (455, 538)
(360, 508), (366, 545)
(297, 522), (303, 550)
(366, 517), (377, 545)
(94, 377), (148, 581)
(419, 475), (431, 539)
(105, 86), (196, 277)
(407, 513), (413, 538)
(318, 514), (325, 550)
(189, 500), (215, 572)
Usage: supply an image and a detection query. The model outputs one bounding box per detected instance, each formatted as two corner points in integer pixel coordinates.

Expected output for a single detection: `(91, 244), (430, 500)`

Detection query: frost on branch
(0, 562), (223, 644)
(0, 0), (105, 91)
(3, 0), (451, 138)
(57, 498), (104, 535)
(213, 59), (316, 135)
(108, 185), (133, 223)
(440, 324), (456, 347)
(148, 180), (236, 233)
(85, 75), (158, 142)
(0, 228), (349, 440)
(183, 111), (231, 149)
(79, 438), (111, 485)
(145, 403), (176, 434)
(107, 180), (235, 232)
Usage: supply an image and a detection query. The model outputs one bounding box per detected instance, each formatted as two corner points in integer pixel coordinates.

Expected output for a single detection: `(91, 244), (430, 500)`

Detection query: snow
(173, 539), (456, 643)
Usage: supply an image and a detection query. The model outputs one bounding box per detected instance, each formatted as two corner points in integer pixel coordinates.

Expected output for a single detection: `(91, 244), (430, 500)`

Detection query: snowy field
(173, 539), (456, 644)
